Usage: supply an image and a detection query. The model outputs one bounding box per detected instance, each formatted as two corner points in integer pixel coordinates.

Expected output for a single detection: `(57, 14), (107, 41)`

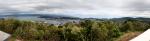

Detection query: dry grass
(116, 32), (142, 41)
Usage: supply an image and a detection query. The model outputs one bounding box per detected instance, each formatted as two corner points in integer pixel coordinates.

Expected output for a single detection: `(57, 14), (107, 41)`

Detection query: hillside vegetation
(0, 19), (149, 41)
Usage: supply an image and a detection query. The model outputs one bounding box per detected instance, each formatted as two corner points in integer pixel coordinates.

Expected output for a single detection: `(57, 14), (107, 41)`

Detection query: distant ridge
(0, 14), (80, 19)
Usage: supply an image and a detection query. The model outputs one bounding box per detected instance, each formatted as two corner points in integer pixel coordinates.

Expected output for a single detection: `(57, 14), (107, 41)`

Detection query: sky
(0, 0), (150, 18)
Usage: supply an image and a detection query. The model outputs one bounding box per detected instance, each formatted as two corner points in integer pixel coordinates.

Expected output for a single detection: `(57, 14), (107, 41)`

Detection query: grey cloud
(0, 4), (39, 15)
(0, 4), (19, 14)
(33, 3), (65, 11)
(124, 0), (150, 11)
(0, 0), (150, 18)
(32, 2), (95, 11)
(14, 0), (150, 18)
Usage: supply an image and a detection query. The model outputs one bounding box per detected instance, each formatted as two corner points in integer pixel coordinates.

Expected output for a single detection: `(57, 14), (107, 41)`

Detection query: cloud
(123, 0), (150, 11)
(0, 0), (150, 18)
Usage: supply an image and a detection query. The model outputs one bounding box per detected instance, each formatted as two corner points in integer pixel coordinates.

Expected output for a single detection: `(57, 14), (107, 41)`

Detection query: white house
(130, 29), (150, 41)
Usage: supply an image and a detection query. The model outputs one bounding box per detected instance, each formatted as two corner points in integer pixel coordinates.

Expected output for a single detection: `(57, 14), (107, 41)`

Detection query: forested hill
(0, 14), (80, 19)
(110, 17), (150, 23)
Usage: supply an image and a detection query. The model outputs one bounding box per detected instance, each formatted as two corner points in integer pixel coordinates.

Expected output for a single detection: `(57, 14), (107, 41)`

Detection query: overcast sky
(0, 0), (150, 18)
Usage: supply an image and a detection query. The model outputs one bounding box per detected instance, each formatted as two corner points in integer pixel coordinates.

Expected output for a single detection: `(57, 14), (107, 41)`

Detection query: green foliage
(120, 19), (149, 32)
(0, 19), (149, 41)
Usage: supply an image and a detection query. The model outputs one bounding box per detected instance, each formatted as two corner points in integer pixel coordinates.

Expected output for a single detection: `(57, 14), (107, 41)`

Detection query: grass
(116, 32), (142, 41)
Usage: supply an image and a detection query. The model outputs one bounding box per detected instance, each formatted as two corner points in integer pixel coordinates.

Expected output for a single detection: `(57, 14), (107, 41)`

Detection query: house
(130, 29), (150, 41)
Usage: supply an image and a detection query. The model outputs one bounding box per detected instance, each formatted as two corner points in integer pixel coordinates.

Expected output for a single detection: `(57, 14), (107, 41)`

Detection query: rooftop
(0, 31), (11, 41)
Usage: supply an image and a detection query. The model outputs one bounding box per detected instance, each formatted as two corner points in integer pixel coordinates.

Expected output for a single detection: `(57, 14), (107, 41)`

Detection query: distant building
(0, 31), (11, 41)
(130, 29), (150, 41)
